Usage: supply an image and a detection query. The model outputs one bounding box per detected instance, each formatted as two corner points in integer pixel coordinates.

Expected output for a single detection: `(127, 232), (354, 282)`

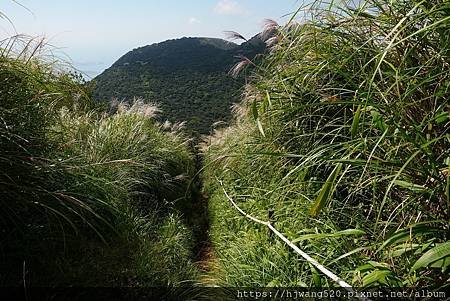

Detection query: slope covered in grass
(0, 40), (199, 288)
(203, 0), (449, 289)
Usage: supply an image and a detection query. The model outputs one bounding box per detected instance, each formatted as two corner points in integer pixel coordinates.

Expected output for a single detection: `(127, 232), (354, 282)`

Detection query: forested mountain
(93, 36), (265, 135)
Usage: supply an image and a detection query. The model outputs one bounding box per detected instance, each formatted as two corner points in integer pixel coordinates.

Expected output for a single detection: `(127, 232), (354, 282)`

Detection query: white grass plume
(109, 97), (161, 118)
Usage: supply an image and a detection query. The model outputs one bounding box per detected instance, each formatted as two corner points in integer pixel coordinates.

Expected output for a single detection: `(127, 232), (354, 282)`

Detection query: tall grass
(0, 37), (199, 287)
(204, 0), (449, 288)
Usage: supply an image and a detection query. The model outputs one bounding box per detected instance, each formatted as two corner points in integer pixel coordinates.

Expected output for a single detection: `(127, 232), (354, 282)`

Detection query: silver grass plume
(229, 55), (256, 78)
(223, 31), (248, 42)
(111, 97), (161, 118)
(129, 97), (161, 118)
(265, 36), (279, 47)
(260, 18), (279, 41)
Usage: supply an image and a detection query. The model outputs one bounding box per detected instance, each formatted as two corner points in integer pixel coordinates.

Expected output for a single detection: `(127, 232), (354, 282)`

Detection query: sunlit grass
(204, 0), (449, 288)
(0, 36), (199, 287)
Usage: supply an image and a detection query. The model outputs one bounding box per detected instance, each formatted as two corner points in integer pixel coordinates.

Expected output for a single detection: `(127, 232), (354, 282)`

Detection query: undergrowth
(0, 37), (199, 288)
(203, 0), (449, 289)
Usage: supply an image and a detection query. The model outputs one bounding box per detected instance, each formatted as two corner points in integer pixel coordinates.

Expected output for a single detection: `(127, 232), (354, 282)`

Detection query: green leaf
(266, 278), (281, 287)
(391, 243), (420, 257)
(257, 118), (266, 137)
(446, 157), (449, 201)
(411, 241), (450, 272)
(330, 247), (367, 265)
(262, 95), (268, 112)
(337, 229), (366, 236)
(252, 100), (258, 120)
(377, 222), (442, 252)
(355, 264), (374, 272)
(362, 269), (392, 286)
(309, 264), (321, 287)
(309, 163), (342, 217)
(429, 256), (450, 269)
(434, 111), (448, 124)
(351, 105), (362, 138)
(367, 261), (391, 269)
(292, 229), (365, 242)
(370, 109), (387, 132)
(266, 91), (272, 108)
(393, 180), (426, 192)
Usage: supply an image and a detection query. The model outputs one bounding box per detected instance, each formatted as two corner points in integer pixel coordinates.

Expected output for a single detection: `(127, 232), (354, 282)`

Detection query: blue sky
(1, 0), (301, 77)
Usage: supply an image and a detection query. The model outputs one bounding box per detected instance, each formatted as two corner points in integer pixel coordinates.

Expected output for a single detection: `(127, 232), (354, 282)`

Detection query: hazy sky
(1, 0), (301, 77)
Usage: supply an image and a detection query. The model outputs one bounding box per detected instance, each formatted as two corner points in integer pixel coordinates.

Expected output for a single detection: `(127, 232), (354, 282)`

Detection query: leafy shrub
(204, 0), (449, 288)
(0, 38), (198, 287)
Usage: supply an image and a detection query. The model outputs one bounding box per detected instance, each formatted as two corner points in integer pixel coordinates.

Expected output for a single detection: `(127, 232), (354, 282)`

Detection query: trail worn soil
(190, 192), (216, 275)
(180, 152), (218, 285)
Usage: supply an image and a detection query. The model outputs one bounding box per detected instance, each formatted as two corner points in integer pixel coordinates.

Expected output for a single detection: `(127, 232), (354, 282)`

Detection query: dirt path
(197, 242), (219, 286)
(181, 152), (218, 285)
(189, 191), (218, 285)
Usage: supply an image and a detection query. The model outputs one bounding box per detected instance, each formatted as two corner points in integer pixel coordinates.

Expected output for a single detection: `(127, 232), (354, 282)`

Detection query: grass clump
(0, 38), (199, 287)
(203, 0), (449, 288)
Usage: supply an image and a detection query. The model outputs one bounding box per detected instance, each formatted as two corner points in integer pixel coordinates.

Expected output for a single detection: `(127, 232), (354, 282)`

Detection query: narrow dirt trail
(181, 150), (219, 286)
(190, 191), (218, 286)
(196, 237), (218, 285)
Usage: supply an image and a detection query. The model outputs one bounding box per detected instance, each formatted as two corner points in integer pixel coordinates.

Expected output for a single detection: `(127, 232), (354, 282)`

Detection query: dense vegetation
(2, 0), (449, 295)
(203, 0), (449, 290)
(0, 38), (201, 290)
(93, 37), (265, 136)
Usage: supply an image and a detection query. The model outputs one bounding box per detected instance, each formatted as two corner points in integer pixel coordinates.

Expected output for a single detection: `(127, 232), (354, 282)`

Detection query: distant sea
(73, 61), (108, 79)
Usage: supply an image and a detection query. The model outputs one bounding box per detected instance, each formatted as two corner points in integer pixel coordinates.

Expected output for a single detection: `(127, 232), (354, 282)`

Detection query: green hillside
(93, 36), (265, 136)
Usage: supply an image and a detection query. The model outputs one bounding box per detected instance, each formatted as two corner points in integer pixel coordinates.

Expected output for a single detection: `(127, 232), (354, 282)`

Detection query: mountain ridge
(93, 36), (265, 135)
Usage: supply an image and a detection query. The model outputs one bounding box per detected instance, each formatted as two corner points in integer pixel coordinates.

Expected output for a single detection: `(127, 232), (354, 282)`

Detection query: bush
(204, 0), (449, 288)
(0, 38), (198, 287)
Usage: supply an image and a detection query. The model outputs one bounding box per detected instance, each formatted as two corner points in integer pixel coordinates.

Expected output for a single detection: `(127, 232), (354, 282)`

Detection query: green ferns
(0, 43), (198, 287)
(204, 0), (449, 288)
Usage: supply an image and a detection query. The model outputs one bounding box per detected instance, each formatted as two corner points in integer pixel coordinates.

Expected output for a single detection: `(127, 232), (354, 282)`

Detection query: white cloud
(188, 17), (200, 25)
(213, 0), (245, 16)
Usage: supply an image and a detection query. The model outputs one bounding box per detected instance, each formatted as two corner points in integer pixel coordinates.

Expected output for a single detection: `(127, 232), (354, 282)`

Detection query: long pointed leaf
(411, 242), (450, 272)
(310, 163), (343, 217)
